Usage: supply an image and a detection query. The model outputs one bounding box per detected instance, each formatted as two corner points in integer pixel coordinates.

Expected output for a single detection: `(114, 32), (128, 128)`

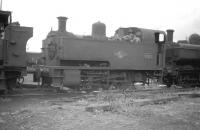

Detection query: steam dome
(92, 21), (106, 39)
(189, 33), (200, 45)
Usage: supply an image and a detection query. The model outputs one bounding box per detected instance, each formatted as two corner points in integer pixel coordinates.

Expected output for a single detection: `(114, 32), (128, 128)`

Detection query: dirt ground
(0, 86), (200, 130)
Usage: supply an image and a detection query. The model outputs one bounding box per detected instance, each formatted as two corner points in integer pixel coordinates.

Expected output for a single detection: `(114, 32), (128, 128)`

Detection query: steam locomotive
(42, 17), (167, 89)
(163, 33), (200, 87)
(0, 10), (33, 93)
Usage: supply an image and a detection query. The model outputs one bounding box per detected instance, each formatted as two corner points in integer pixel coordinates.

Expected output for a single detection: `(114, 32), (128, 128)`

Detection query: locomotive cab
(0, 10), (11, 37)
(0, 11), (11, 65)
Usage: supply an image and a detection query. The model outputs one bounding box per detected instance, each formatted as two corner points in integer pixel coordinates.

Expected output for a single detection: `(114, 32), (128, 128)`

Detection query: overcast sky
(2, 0), (200, 52)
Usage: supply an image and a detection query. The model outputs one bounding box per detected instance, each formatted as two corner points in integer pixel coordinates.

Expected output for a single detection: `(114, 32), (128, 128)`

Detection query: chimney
(166, 29), (174, 43)
(57, 16), (68, 32)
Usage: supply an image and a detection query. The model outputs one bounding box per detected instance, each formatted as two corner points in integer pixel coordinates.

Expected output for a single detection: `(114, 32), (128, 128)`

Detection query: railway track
(107, 86), (200, 94)
(1, 83), (199, 97)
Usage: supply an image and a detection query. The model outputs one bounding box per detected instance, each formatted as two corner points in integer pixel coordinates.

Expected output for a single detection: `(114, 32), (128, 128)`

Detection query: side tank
(4, 25), (33, 67)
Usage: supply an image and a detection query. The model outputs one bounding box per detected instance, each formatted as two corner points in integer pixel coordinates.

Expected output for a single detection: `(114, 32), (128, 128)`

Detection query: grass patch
(85, 90), (180, 116)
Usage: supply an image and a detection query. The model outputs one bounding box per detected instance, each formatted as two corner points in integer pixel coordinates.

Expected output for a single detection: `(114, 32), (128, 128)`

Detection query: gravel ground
(0, 87), (200, 130)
